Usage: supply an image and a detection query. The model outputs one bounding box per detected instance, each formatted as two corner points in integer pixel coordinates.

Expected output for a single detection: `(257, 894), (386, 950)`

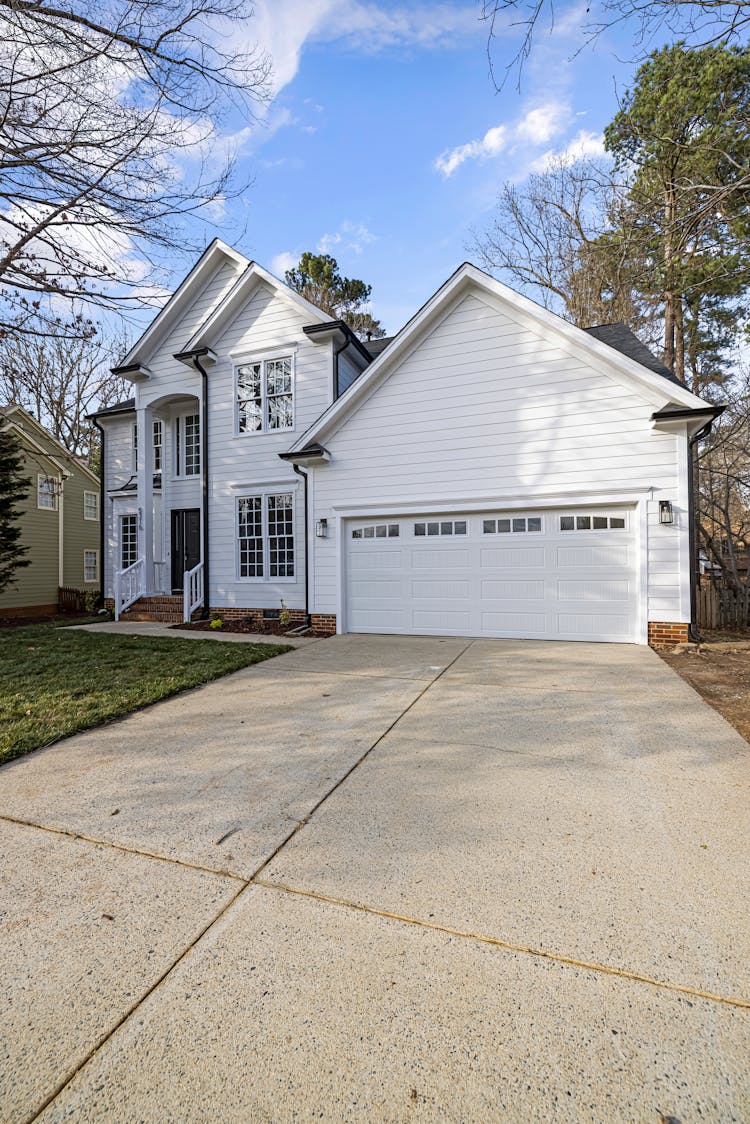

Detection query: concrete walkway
(71, 619), (322, 646)
(1, 635), (748, 1121)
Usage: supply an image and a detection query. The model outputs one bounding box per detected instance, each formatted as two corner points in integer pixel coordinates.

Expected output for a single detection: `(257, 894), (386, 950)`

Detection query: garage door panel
(345, 508), (637, 643)
(556, 544), (631, 569)
(481, 579), (545, 600)
(481, 546), (546, 568)
(557, 579), (632, 602)
(412, 579), (470, 600)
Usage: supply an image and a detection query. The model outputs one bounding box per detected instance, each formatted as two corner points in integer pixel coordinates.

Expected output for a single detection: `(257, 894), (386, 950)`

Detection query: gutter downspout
(93, 418), (105, 604)
(292, 463), (310, 625)
(192, 355), (211, 620)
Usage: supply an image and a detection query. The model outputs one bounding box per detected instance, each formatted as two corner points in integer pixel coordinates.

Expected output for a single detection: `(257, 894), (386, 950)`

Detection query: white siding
(308, 291), (688, 630)
(205, 281), (333, 610)
(101, 414), (136, 597)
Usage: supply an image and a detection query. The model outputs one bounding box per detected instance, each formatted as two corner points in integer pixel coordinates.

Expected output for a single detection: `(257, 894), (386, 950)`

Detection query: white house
(95, 238), (721, 645)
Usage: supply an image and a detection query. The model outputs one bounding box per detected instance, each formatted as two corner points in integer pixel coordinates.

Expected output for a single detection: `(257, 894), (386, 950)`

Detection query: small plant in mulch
(210, 617), (223, 630)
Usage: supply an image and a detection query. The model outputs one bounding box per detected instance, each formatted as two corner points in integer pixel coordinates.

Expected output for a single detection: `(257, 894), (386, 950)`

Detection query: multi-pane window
(83, 491), (98, 520)
(268, 494), (294, 577)
(153, 420), (163, 472)
(483, 516), (542, 534)
(414, 520), (467, 536)
(120, 514), (138, 569)
(175, 414), (200, 475)
(238, 493), (295, 580)
(37, 475), (57, 510)
(236, 356), (294, 433)
(560, 514), (627, 531)
(83, 550), (98, 582)
(238, 497), (263, 578)
(352, 524), (400, 539)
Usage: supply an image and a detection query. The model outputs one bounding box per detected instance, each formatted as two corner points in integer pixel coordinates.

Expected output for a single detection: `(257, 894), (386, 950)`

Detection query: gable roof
(0, 404), (100, 485)
(583, 323), (684, 387)
(182, 261), (332, 353)
(289, 262), (711, 453)
(114, 239), (249, 371)
(89, 398), (135, 420)
(364, 336), (395, 359)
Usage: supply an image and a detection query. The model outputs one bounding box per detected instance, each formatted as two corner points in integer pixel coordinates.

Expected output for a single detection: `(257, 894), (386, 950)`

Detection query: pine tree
(0, 427), (31, 594)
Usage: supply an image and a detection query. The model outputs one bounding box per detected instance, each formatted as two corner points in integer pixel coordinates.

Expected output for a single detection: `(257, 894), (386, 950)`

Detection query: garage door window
(414, 521), (467, 536)
(483, 516), (542, 534)
(352, 524), (399, 539)
(560, 514), (627, 531)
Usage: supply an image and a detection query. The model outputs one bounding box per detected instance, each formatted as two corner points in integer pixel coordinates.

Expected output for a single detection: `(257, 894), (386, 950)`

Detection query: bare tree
(482, 0), (750, 89)
(0, 0), (270, 339)
(698, 370), (750, 620)
(0, 320), (131, 462)
(471, 158), (654, 334)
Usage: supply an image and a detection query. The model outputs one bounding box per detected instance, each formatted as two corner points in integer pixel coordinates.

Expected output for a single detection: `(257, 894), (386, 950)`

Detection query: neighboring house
(95, 239), (720, 645)
(0, 405), (101, 617)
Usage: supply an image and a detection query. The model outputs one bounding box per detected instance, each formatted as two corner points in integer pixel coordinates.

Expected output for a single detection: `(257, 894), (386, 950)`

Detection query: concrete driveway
(1, 636), (748, 1122)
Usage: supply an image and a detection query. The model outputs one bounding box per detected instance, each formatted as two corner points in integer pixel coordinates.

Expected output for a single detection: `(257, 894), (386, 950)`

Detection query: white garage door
(345, 508), (638, 642)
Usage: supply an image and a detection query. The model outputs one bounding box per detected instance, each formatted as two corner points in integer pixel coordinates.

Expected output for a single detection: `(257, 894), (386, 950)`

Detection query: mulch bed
(171, 619), (331, 639)
(658, 632), (750, 745)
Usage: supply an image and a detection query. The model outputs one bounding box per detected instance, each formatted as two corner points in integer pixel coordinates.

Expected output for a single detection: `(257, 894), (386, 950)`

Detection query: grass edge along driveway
(0, 624), (291, 765)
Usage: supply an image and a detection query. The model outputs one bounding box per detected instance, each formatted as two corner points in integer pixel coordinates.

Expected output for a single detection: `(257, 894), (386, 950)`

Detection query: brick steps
(122, 595), (185, 624)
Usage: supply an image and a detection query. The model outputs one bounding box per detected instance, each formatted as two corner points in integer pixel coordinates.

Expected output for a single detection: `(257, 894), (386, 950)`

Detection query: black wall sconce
(659, 500), (674, 525)
(315, 518), (328, 538)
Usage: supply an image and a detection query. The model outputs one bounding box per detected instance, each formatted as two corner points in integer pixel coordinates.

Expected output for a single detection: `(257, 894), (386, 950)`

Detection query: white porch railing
(114, 558), (145, 621)
(183, 561), (204, 622)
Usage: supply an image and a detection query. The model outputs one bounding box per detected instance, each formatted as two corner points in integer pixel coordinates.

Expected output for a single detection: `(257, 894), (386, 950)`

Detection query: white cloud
(435, 124), (509, 178)
(248, 0), (481, 97)
(528, 129), (606, 173)
(270, 251), (299, 276)
(318, 221), (377, 256)
(515, 102), (570, 145)
(435, 99), (583, 178)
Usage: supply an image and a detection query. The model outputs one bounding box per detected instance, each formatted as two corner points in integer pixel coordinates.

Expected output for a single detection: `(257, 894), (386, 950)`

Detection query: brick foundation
(648, 621), (690, 647)
(210, 607), (338, 636)
(0, 602), (58, 619)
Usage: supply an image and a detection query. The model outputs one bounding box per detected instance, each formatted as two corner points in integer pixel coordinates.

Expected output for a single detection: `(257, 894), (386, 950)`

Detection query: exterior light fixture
(315, 518), (328, 538)
(659, 500), (674, 525)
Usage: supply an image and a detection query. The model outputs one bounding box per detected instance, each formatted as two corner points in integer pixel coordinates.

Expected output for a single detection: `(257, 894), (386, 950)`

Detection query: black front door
(171, 508), (201, 592)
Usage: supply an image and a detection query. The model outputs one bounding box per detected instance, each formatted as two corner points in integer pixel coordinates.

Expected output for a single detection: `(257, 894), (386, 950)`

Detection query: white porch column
(136, 405), (154, 593)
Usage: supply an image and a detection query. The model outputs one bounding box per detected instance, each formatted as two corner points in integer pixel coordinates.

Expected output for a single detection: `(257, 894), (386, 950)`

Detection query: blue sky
(160, 2), (657, 336)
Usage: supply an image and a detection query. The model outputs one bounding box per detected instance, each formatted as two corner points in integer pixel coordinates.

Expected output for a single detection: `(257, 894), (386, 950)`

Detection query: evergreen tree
(285, 253), (386, 339)
(0, 427), (31, 594)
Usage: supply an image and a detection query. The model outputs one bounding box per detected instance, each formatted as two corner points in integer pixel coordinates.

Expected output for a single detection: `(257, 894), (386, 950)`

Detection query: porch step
(122, 595), (185, 624)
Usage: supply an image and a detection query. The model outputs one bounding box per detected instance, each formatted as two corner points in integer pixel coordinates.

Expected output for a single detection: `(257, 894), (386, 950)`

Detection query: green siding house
(0, 406), (101, 617)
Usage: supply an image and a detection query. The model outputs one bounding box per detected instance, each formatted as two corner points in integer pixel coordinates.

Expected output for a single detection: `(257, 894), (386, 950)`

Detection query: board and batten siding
(205, 281), (333, 610)
(308, 291), (688, 628)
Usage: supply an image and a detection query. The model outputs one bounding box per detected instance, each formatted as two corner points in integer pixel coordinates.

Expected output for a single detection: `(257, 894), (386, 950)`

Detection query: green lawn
(0, 624), (291, 765)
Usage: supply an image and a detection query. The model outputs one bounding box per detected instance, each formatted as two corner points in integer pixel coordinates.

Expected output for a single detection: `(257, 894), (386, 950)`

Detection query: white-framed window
(153, 419), (163, 472)
(559, 513), (627, 532)
(236, 355), (294, 434)
(175, 413), (200, 476)
(483, 515), (543, 534)
(414, 520), (467, 537)
(352, 524), (399, 539)
(37, 474), (57, 510)
(83, 549), (99, 583)
(120, 514), (138, 569)
(83, 491), (98, 520)
(237, 492), (295, 580)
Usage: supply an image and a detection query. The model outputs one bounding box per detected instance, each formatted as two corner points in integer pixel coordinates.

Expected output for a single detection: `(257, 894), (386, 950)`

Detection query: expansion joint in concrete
(253, 877), (750, 1013)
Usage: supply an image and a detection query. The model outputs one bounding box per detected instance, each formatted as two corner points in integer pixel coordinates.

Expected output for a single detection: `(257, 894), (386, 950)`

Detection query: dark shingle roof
(90, 397), (135, 418)
(365, 336), (395, 359)
(583, 324), (684, 387)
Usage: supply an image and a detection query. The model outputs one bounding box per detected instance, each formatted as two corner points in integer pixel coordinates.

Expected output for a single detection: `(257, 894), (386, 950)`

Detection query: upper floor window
(175, 413), (200, 476)
(83, 491), (98, 520)
(236, 356), (294, 434)
(153, 420), (163, 472)
(37, 475), (57, 510)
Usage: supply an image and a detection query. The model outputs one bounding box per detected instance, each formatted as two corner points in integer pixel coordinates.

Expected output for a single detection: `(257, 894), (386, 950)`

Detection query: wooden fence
(58, 587), (91, 614)
(697, 585), (750, 631)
